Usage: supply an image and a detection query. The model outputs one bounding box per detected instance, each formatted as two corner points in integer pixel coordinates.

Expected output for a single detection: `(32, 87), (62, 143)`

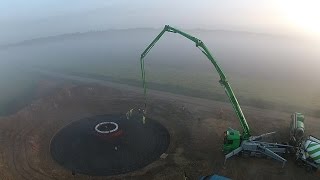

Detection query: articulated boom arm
(140, 25), (251, 139)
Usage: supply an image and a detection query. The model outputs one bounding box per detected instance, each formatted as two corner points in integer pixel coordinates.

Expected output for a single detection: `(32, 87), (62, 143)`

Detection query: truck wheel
(295, 159), (303, 167)
(241, 151), (250, 158)
(306, 165), (313, 172)
(289, 147), (296, 155)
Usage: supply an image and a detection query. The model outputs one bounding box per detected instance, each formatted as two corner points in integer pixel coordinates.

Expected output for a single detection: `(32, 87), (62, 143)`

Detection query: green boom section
(140, 25), (251, 139)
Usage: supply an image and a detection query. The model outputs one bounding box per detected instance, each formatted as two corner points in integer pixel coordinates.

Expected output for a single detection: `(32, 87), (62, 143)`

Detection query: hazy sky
(0, 0), (319, 44)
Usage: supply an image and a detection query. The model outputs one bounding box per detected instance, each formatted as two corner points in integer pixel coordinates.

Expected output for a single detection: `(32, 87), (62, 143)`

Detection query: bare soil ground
(0, 79), (319, 180)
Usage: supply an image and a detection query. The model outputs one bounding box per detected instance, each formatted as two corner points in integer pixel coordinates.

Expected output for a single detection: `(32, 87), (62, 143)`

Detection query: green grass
(0, 68), (39, 116)
(2, 30), (320, 117)
(1, 60), (319, 118)
(39, 59), (320, 118)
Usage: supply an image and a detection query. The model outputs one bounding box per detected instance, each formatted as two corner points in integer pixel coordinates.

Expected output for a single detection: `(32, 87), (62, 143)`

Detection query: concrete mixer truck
(295, 135), (320, 172)
(289, 112), (319, 172)
(290, 112), (305, 146)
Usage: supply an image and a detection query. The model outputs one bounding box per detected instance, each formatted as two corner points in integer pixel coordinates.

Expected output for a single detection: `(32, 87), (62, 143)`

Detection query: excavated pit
(50, 114), (170, 176)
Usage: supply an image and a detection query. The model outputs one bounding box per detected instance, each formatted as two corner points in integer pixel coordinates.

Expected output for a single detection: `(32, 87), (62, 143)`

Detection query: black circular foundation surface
(50, 114), (170, 176)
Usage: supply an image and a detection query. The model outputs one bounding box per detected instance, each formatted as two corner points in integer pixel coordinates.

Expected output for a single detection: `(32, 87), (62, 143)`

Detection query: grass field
(39, 58), (320, 117)
(0, 66), (39, 116)
(1, 30), (319, 117)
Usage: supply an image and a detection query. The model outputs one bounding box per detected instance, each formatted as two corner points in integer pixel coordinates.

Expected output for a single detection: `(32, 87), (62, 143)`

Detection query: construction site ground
(0, 74), (319, 180)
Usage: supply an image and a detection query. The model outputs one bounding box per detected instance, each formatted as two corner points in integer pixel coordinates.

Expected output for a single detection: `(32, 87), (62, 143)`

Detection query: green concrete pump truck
(139, 25), (291, 168)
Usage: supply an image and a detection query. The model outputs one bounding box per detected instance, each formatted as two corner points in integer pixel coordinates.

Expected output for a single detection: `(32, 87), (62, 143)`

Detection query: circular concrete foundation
(50, 114), (170, 176)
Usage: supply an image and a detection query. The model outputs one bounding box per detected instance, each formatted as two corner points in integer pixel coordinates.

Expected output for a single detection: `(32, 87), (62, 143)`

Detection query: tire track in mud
(23, 124), (57, 180)
(9, 108), (55, 179)
(12, 132), (33, 179)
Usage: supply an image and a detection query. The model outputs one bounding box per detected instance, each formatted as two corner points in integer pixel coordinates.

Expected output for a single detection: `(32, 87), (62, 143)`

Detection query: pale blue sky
(0, 0), (318, 44)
